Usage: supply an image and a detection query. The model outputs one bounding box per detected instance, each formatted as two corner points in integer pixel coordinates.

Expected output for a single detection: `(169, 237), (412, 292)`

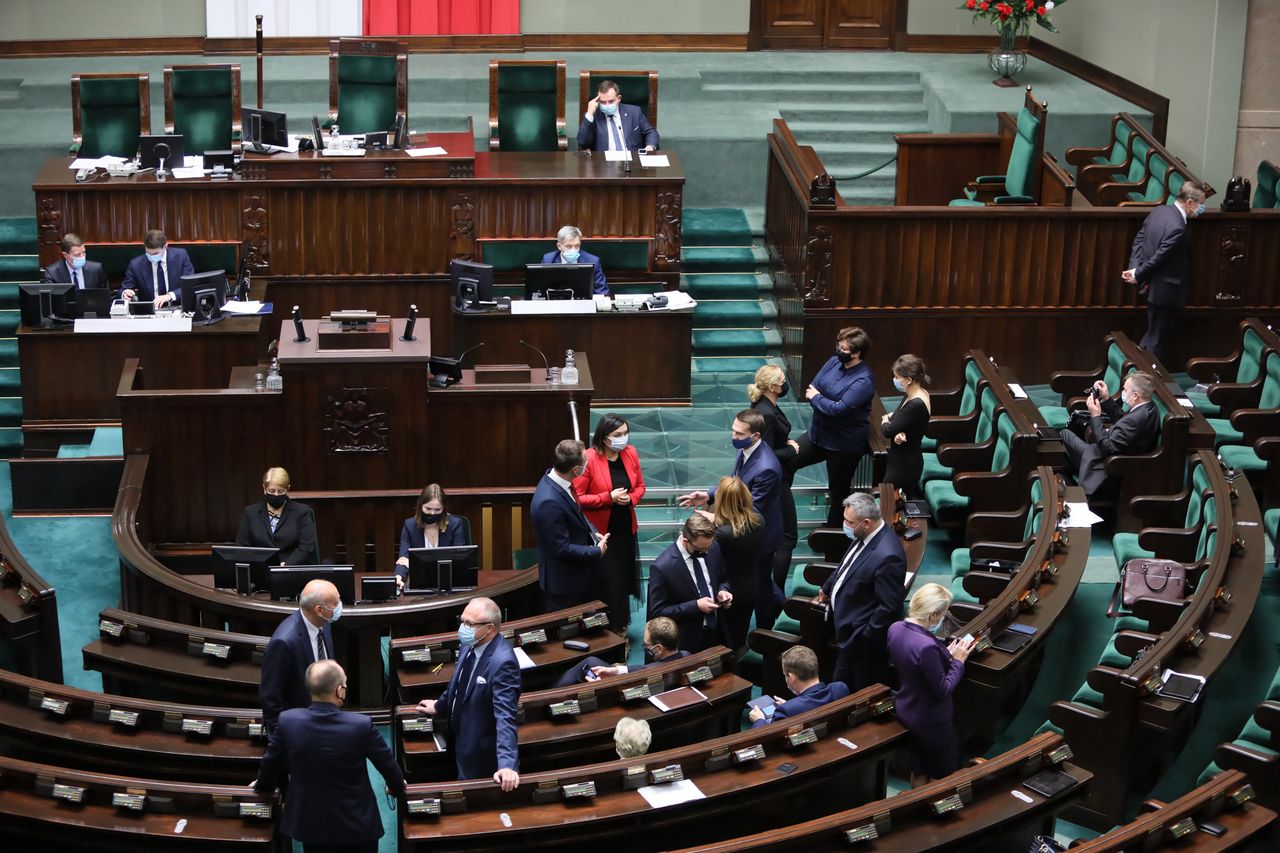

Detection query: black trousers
(832, 637), (889, 693)
(1139, 302), (1178, 365)
(793, 434), (863, 527)
(1059, 427), (1087, 474)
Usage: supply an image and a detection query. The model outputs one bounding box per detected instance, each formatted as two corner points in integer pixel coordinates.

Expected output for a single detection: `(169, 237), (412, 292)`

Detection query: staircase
(0, 218), (33, 457)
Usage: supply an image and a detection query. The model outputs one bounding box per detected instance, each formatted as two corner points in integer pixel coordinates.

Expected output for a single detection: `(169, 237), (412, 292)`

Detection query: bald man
(416, 597), (521, 790)
(259, 579), (340, 729)
(255, 660), (405, 853)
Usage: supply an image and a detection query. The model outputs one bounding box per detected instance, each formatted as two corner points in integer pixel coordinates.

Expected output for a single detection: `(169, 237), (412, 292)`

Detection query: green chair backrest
(1125, 137), (1151, 184)
(80, 76), (143, 159)
(1103, 342), (1128, 393)
(1197, 503), (1217, 562)
(1259, 353), (1280, 410)
(1185, 484), (1206, 528)
(975, 386), (1000, 444)
(85, 242), (240, 279)
(1023, 476), (1045, 538)
(1134, 153), (1171, 203)
(172, 67), (234, 154)
(480, 238), (650, 272)
(586, 72), (651, 114)
(1004, 108), (1040, 198)
(959, 358), (982, 418)
(497, 64), (560, 152)
(1191, 459), (1211, 499)
(337, 53), (399, 135)
(1254, 160), (1279, 209)
(1166, 171), (1185, 202)
(1099, 118), (1136, 167)
(990, 411), (1016, 473)
(1237, 328), (1267, 384)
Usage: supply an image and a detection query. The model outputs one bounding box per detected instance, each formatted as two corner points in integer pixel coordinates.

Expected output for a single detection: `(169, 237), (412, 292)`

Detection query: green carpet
(0, 256), (37, 281)
(0, 218), (36, 253)
(692, 329), (778, 355)
(682, 247), (757, 273)
(0, 282), (20, 309)
(693, 300), (772, 328)
(682, 208), (752, 246)
(682, 273), (768, 299)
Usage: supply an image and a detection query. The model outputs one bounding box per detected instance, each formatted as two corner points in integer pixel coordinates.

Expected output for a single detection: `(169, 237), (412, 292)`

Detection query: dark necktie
(690, 555), (717, 629)
(732, 451), (745, 478)
(452, 649), (477, 715)
(154, 261), (167, 296)
(315, 630), (327, 661)
(827, 539), (864, 620)
(72, 269), (81, 289)
(607, 114), (623, 151)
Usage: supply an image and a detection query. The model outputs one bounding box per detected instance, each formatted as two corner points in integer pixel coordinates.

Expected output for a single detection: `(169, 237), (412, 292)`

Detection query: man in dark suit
(550, 616), (689, 688)
(259, 579), (339, 729)
(255, 660), (404, 853)
(648, 514), (733, 653)
(1122, 181), (1208, 363)
(531, 439), (609, 610)
(44, 233), (108, 290)
(813, 492), (907, 692)
(748, 645), (849, 728)
(120, 228), (194, 308)
(1060, 371), (1161, 498)
(539, 224), (610, 295)
(679, 409), (785, 628)
(576, 79), (659, 153)
(415, 597), (521, 790)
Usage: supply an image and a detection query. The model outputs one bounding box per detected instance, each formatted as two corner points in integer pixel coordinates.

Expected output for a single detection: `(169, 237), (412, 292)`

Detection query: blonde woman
(699, 476), (763, 650)
(748, 364), (799, 619)
(236, 467), (318, 566)
(886, 583), (977, 785)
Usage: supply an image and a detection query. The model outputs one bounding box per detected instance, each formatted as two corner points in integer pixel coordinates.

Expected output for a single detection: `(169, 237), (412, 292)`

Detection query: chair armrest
(1207, 380), (1264, 414)
(966, 507), (1034, 543)
(961, 570), (1013, 602)
(1114, 630), (1160, 658)
(1096, 178), (1149, 205)
(1215, 740), (1280, 773)
(1135, 525), (1200, 563)
(1185, 353), (1240, 383)
(953, 469), (1019, 508)
(1065, 143), (1116, 168)
(1230, 408), (1280, 446)
(1254, 700), (1280, 735)
(968, 540), (1033, 561)
(1131, 596), (1188, 633)
(926, 381), (968, 416)
(1050, 366), (1105, 396)
(68, 141), (81, 155)
(937, 439), (995, 472)
(1128, 490), (1192, 529)
(926, 411), (980, 443)
(993, 195), (1035, 205)
(974, 175), (1007, 184)
(1255, 435), (1280, 462)
(321, 117), (337, 130)
(802, 563), (836, 588)
(747, 629), (799, 656)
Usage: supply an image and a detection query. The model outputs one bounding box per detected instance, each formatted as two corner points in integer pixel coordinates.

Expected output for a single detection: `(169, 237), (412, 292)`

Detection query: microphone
(519, 339), (552, 382)
(400, 303), (418, 341)
(455, 341), (485, 366)
(428, 343), (484, 389)
(291, 305), (309, 343)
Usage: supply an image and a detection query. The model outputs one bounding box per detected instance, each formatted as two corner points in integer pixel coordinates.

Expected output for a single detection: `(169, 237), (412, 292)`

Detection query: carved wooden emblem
(655, 190), (683, 269)
(36, 196), (62, 253)
(383, 163), (398, 179)
(449, 191), (475, 260)
(240, 193), (269, 272)
(1214, 223), (1247, 304)
(319, 163), (333, 179)
(810, 173), (837, 207)
(804, 225), (833, 303)
(323, 387), (390, 454)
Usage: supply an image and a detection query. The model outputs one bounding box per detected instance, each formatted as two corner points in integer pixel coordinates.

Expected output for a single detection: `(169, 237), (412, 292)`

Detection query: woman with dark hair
(574, 413), (646, 631)
(881, 354), (932, 499)
(395, 484), (470, 592)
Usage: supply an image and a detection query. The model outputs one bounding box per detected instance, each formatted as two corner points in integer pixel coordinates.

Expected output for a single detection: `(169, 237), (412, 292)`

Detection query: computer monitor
(451, 259), (494, 311)
(211, 545), (279, 595)
(19, 282), (75, 329)
(243, 107), (288, 150)
(269, 565), (356, 603)
(138, 134), (185, 173)
(406, 545), (479, 594)
(75, 288), (114, 319)
(180, 270), (228, 325)
(524, 263), (594, 301)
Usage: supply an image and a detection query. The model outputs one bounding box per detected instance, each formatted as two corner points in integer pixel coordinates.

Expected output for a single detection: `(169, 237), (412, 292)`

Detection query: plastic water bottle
(266, 357), (283, 392)
(561, 350), (579, 385)
(329, 124), (340, 148)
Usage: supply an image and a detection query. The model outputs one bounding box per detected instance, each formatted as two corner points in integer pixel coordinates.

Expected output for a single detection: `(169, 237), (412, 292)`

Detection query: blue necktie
(691, 556), (717, 629)
(452, 648), (476, 715)
(72, 269), (81, 289)
(607, 115), (624, 151)
(733, 452), (745, 478)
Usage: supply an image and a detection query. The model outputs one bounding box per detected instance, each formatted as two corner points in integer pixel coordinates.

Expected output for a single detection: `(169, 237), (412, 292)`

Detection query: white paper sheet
(1007, 382), (1028, 400)
(604, 149), (631, 162)
(1062, 501), (1104, 527)
(170, 167), (206, 180)
(513, 647), (535, 670)
(68, 155), (128, 169)
(406, 146), (448, 157)
(322, 148), (365, 157)
(638, 154), (670, 168)
(221, 300), (267, 315)
(637, 779), (706, 809)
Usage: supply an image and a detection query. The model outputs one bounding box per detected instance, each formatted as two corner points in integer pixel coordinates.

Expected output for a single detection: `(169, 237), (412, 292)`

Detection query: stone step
(700, 69), (921, 87)
(781, 104), (929, 125)
(786, 122), (929, 144)
(700, 81), (926, 104)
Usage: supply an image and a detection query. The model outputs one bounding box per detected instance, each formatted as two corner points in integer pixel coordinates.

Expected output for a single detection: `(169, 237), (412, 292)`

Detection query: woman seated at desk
(396, 484), (470, 592)
(236, 466), (319, 566)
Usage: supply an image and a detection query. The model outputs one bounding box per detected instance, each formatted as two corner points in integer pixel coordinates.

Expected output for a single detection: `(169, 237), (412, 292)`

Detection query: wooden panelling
(824, 0), (897, 49)
(753, 0), (896, 49)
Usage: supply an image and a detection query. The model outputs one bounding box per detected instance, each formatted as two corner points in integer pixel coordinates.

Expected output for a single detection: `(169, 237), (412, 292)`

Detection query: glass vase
(989, 24), (1027, 87)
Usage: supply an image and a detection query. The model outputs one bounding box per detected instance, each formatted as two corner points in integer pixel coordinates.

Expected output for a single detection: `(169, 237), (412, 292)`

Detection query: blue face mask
(561, 249), (580, 263)
(458, 624), (478, 646)
(843, 523), (858, 540)
(929, 618), (944, 635)
(892, 377), (906, 393)
(731, 436), (754, 450)
(609, 436), (628, 451)
(71, 256), (87, 270)
(325, 601), (343, 623)
(1194, 203), (1206, 216)
(146, 251), (164, 264)
(599, 102), (618, 117)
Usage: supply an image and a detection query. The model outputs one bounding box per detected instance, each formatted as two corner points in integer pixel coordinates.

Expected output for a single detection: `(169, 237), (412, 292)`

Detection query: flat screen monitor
(139, 134), (185, 172)
(243, 107), (288, 149)
(19, 282), (75, 329)
(211, 545), (279, 594)
(407, 545), (479, 594)
(361, 575), (399, 602)
(524, 263), (594, 301)
(75, 288), (114, 319)
(451, 259), (494, 311)
(269, 565), (356, 604)
(180, 270), (228, 325)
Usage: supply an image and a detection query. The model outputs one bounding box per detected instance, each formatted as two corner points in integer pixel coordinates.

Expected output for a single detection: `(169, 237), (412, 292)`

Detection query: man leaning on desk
(45, 233), (107, 290)
(120, 229), (193, 308)
(577, 79), (659, 154)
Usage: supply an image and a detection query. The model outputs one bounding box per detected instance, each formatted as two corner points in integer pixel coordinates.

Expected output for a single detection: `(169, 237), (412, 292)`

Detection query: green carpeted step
(0, 427), (21, 457)
(694, 300), (772, 328)
(682, 208), (752, 247)
(692, 329), (780, 356)
(682, 274), (767, 299)
(0, 309), (18, 336)
(0, 367), (18, 392)
(0, 256), (38, 282)
(0, 218), (36, 254)
(681, 247), (757, 273)
(0, 396), (20, 427)
(693, 357), (782, 373)
(0, 282), (19, 310)
(0, 338), (15, 364)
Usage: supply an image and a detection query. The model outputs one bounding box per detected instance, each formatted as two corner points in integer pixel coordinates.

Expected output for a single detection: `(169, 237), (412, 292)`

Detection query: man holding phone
(577, 79), (659, 153)
(647, 514), (732, 654)
(748, 645), (848, 727)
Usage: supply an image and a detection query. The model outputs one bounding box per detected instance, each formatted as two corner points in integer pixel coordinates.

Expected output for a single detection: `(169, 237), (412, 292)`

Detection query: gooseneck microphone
(401, 304), (418, 341)
(519, 339), (552, 382)
(292, 305), (309, 343)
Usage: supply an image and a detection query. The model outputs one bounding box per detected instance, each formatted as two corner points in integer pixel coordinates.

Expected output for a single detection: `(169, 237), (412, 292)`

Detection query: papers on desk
(646, 291), (697, 312)
(638, 779), (706, 809)
(1176, 397), (1195, 409)
(221, 300), (272, 316)
(1062, 501), (1104, 528)
(513, 647), (535, 670)
(322, 148), (366, 157)
(171, 167), (205, 179)
(1007, 382), (1028, 400)
(510, 299), (597, 316)
(604, 149), (631, 162)
(1158, 669), (1206, 703)
(69, 155), (128, 170)
(406, 146), (448, 157)
(648, 686), (707, 713)
(75, 316), (192, 333)
(638, 154), (670, 168)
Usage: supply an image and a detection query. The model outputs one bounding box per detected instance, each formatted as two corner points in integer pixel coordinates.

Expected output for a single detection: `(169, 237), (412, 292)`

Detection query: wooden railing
(0, 512), (62, 683)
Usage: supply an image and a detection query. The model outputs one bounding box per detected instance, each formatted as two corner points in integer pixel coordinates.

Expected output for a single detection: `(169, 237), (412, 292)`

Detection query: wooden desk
(451, 306), (692, 404)
(33, 148), (685, 280)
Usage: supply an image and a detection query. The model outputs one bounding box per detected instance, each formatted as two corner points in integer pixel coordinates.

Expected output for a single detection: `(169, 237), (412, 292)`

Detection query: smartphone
(903, 527), (922, 541)
(962, 634), (974, 645)
(585, 669), (601, 682)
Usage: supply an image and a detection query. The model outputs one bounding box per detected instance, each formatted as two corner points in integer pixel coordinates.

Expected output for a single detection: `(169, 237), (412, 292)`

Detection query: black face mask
(836, 348), (854, 365)
(422, 512), (443, 525)
(265, 493), (288, 509)
(779, 381), (790, 397)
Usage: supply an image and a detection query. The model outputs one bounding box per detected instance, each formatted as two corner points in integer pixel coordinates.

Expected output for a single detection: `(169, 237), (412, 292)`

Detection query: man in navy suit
(748, 645), (849, 728)
(531, 439), (609, 610)
(259, 579), (339, 729)
(44, 233), (108, 290)
(539, 224), (610, 295)
(415, 597), (521, 790)
(255, 660), (404, 853)
(813, 492), (906, 692)
(576, 79), (659, 153)
(1060, 371), (1160, 499)
(1122, 181), (1207, 363)
(120, 228), (194, 308)
(647, 514), (733, 653)
(550, 616), (689, 688)
(679, 409), (785, 628)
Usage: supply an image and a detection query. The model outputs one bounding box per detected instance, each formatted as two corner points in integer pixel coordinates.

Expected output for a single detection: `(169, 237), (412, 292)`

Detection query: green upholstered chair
(1069, 113), (1143, 201)
(85, 241), (240, 282)
(489, 59), (566, 152)
(950, 85), (1046, 206)
(923, 409), (1016, 525)
(923, 385), (999, 485)
(1187, 324), (1272, 415)
(1111, 457), (1212, 570)
(164, 64), (240, 154)
(1122, 152), (1173, 205)
(578, 69), (659, 131)
(1218, 353), (1280, 474)
(1255, 160), (1280, 209)
(1039, 341), (1131, 429)
(328, 38), (407, 135)
(71, 72), (151, 158)
(950, 477), (1044, 605)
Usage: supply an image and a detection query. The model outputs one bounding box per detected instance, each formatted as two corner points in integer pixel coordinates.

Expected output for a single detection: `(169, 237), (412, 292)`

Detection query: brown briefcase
(1120, 558), (1187, 608)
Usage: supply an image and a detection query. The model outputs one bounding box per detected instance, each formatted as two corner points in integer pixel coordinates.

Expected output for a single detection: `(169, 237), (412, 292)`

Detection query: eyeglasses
(458, 619), (493, 629)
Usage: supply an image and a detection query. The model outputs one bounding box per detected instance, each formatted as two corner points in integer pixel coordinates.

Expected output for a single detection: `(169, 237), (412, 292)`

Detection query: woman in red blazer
(574, 413), (645, 632)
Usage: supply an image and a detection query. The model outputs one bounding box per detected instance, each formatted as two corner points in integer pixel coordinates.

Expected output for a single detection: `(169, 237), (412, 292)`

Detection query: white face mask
(609, 435), (629, 451)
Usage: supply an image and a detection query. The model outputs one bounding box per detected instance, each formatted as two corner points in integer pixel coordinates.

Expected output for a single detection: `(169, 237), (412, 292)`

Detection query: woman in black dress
(880, 354), (932, 499)
(748, 364), (799, 600)
(700, 476), (764, 652)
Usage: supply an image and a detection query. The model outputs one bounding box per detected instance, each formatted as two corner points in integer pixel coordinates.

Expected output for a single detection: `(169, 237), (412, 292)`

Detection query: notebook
(990, 629), (1034, 654)
(1022, 769), (1077, 798)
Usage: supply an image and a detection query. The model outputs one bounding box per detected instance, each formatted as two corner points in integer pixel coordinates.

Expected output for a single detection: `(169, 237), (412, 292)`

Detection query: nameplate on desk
(845, 823), (880, 843)
(99, 619), (125, 638)
(40, 696), (69, 716)
(732, 744), (766, 764)
(407, 798), (442, 815)
(401, 648), (435, 664)
(684, 665), (714, 685)
(518, 629), (548, 646)
(930, 793), (964, 816)
(549, 700), (581, 718)
(181, 718), (213, 736)
(201, 641), (231, 660)
(52, 783), (86, 804)
(1046, 743), (1074, 765)
(239, 802), (273, 819)
(649, 764), (684, 785)
(621, 683), (653, 702)
(785, 727), (819, 748)
(74, 316), (193, 333)
(562, 781), (597, 799)
(108, 708), (139, 727)
(112, 792), (146, 811)
(1167, 817), (1196, 840)
(581, 612), (610, 630)
(510, 299), (597, 316)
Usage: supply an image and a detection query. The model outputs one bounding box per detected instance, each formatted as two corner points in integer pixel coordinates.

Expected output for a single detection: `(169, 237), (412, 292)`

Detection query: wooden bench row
(1066, 112), (1215, 206)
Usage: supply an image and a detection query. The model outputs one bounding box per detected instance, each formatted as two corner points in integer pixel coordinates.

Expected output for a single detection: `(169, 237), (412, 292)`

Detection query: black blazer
(119, 246), (194, 301)
(1129, 204), (1191, 308)
(44, 259), (108, 290)
(396, 514), (469, 578)
(236, 500), (319, 566)
(714, 521), (766, 586)
(647, 540), (730, 653)
(821, 524), (907, 653)
(753, 396), (796, 469)
(258, 609), (333, 727)
(1078, 401), (1161, 496)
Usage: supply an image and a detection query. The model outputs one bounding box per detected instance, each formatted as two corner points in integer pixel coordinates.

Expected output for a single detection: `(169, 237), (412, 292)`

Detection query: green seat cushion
(1037, 405), (1071, 429)
(920, 452), (951, 482)
(1219, 444), (1266, 473)
(950, 548), (971, 579)
(1206, 417), (1244, 446)
(497, 64), (560, 152)
(792, 580), (821, 598)
(171, 67), (233, 153)
(1185, 388), (1219, 416)
(1112, 532), (1155, 569)
(1240, 718), (1275, 750)
(950, 576), (979, 605)
(773, 615), (801, 636)
(1197, 762), (1224, 786)
(1113, 615), (1148, 633)
(921, 435), (937, 451)
(79, 77), (144, 159)
(1072, 682), (1105, 710)
(1097, 636), (1131, 669)
(924, 479), (967, 517)
(1037, 720), (1064, 736)
(949, 198), (985, 207)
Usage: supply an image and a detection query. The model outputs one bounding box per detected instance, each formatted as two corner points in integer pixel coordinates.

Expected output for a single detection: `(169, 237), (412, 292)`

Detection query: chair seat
(950, 548), (971, 579)
(949, 576), (979, 605)
(1185, 388), (1220, 416)
(1197, 762), (1224, 786)
(924, 479), (968, 518)
(1240, 718), (1276, 751)
(1072, 682), (1105, 710)
(921, 435), (937, 451)
(921, 452), (952, 482)
(1037, 405), (1071, 429)
(773, 614), (802, 636)
(1219, 444), (1267, 472)
(1112, 532), (1156, 571)
(1097, 635), (1131, 669)
(1037, 720), (1064, 736)
(949, 198), (985, 207)
(1206, 417), (1244, 446)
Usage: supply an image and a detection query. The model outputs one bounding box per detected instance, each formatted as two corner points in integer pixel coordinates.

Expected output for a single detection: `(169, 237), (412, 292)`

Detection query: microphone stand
(518, 339), (553, 383)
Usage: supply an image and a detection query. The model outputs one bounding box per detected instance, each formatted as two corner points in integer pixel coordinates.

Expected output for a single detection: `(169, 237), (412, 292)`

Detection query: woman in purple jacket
(887, 583), (977, 785)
